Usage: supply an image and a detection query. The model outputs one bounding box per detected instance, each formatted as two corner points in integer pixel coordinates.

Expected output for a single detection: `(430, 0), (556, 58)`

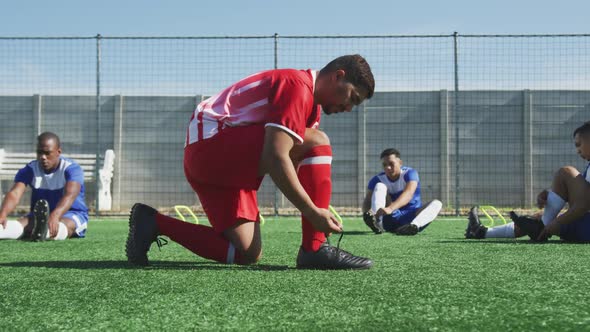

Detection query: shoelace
(155, 237), (168, 251)
(325, 231), (368, 264)
(326, 231), (345, 252)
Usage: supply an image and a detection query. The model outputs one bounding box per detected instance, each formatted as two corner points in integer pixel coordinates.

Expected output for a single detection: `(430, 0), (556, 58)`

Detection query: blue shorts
(382, 208), (420, 232)
(63, 211), (88, 238)
(560, 213), (590, 243)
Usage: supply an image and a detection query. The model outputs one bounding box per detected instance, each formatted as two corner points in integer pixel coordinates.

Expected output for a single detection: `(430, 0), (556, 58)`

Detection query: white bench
(0, 149), (115, 211)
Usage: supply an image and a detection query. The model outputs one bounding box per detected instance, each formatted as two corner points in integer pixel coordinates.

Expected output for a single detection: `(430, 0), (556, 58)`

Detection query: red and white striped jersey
(186, 69), (321, 146)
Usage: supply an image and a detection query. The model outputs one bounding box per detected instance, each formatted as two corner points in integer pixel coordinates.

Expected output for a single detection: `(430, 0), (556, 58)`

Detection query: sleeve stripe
(264, 123), (304, 144)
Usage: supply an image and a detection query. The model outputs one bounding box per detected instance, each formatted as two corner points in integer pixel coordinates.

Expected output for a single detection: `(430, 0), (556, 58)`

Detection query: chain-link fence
(1, 33), (588, 216)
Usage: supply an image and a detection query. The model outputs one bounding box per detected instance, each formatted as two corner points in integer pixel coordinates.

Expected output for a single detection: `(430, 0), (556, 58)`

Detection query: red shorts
(184, 125), (265, 233)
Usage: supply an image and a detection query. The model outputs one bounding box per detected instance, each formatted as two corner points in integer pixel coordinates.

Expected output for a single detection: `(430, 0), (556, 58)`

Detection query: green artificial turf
(1, 217), (590, 331)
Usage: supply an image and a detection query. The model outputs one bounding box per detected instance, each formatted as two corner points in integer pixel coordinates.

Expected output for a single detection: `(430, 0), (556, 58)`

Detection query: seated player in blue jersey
(466, 121), (590, 242)
(362, 148), (442, 235)
(0, 132), (89, 241)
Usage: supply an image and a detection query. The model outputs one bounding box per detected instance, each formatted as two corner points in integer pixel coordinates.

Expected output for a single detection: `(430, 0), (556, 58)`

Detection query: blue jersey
(14, 157), (88, 215)
(583, 163), (590, 183)
(367, 166), (421, 211)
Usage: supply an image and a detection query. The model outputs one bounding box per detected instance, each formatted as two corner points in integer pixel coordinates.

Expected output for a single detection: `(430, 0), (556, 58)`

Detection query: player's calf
(401, 199), (442, 235)
(235, 250), (262, 265)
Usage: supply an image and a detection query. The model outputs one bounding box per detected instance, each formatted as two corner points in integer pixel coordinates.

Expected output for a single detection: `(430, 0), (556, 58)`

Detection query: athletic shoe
(395, 223), (419, 236)
(465, 205), (487, 239)
(509, 211), (546, 242)
(296, 242), (373, 270)
(362, 211), (383, 234)
(31, 199), (50, 241)
(126, 203), (160, 266)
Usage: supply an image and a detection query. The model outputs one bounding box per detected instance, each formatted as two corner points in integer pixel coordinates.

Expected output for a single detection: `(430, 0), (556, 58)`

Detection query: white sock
(45, 222), (68, 240)
(371, 183), (388, 227)
(541, 191), (566, 225)
(411, 199), (442, 228)
(485, 222), (515, 238)
(371, 183), (387, 213)
(0, 220), (25, 240)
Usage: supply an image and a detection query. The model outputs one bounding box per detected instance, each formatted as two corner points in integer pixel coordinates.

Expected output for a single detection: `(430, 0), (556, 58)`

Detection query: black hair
(37, 132), (61, 148)
(380, 148), (400, 159)
(319, 54), (375, 99)
(573, 121), (590, 138)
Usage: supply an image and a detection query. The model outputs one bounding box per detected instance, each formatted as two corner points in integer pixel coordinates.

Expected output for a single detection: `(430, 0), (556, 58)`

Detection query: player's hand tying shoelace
(304, 207), (343, 233)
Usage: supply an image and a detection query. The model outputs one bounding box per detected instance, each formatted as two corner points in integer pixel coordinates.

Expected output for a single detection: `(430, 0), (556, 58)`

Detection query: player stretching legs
(466, 121), (590, 242)
(0, 132), (89, 241)
(126, 55), (375, 269)
(361, 148), (442, 235)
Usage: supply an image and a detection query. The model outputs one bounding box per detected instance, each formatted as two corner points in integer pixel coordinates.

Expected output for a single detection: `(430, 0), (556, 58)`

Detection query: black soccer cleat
(31, 199), (50, 241)
(296, 242), (373, 270)
(395, 223), (419, 236)
(362, 211), (383, 234)
(509, 211), (546, 242)
(465, 205), (487, 239)
(126, 203), (160, 266)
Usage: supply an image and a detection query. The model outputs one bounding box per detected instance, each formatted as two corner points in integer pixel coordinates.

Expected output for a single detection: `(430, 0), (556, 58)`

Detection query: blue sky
(1, 0), (589, 95)
(1, 0), (588, 36)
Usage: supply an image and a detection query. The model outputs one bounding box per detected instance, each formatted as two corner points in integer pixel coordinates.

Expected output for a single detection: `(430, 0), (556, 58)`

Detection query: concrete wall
(1, 90), (588, 213)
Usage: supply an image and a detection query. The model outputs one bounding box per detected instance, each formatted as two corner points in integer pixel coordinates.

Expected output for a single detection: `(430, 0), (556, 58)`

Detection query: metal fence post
(273, 32), (279, 216)
(357, 102), (367, 205)
(453, 32), (460, 216)
(95, 34), (102, 216)
(523, 89), (534, 207)
(113, 95), (124, 212)
(440, 90), (450, 209)
(33, 94), (42, 137)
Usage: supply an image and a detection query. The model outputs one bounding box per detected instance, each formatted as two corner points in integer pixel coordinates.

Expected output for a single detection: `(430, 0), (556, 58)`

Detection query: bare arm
(0, 182), (27, 227)
(388, 181), (418, 211)
(362, 190), (373, 213)
(552, 201), (590, 225)
(47, 181), (80, 237)
(259, 126), (341, 233)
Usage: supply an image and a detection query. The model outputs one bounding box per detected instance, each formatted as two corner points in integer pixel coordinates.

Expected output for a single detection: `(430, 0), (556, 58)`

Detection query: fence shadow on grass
(340, 231), (375, 236)
(436, 238), (568, 245)
(0, 260), (291, 271)
(286, 231), (373, 236)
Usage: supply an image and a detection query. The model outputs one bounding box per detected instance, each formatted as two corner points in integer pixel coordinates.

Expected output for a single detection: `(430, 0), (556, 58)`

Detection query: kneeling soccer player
(361, 148), (442, 235)
(465, 121), (590, 242)
(126, 55), (375, 269)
